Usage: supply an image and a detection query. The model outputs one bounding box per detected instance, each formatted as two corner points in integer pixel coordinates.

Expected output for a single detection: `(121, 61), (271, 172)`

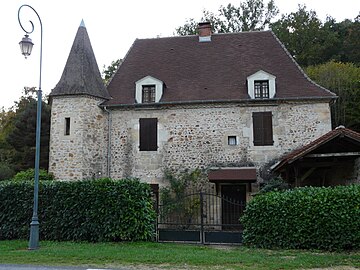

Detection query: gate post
(200, 191), (204, 244)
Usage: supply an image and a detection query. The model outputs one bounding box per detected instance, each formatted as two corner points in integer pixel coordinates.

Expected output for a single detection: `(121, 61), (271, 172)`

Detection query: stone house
(49, 21), (337, 203)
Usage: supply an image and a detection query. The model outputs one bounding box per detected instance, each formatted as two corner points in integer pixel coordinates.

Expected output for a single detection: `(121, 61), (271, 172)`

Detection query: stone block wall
(108, 101), (332, 185)
(49, 96), (108, 180)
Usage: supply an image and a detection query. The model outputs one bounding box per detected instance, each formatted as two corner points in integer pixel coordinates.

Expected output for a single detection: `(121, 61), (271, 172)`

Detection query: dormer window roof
(135, 76), (163, 104)
(247, 70), (276, 99)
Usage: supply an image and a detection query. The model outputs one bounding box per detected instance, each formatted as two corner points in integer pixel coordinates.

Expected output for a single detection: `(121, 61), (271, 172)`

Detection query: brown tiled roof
(272, 126), (360, 172)
(208, 167), (257, 182)
(104, 31), (335, 106)
(51, 22), (111, 100)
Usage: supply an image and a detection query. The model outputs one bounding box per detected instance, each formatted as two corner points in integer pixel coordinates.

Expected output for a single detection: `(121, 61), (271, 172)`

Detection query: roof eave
(100, 96), (336, 109)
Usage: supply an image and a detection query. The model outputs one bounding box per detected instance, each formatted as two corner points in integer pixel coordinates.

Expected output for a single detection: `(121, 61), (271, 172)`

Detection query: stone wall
(49, 96), (108, 180)
(49, 98), (332, 184)
(108, 101), (332, 185)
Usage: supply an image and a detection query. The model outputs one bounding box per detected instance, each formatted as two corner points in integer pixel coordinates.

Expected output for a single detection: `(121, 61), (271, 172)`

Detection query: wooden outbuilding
(272, 126), (360, 187)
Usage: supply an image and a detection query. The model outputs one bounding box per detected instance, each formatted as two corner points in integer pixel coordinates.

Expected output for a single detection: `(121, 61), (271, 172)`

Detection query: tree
(175, 0), (279, 35)
(102, 59), (122, 84)
(3, 88), (51, 172)
(270, 5), (340, 67)
(305, 61), (360, 131)
(342, 14), (360, 64)
(0, 107), (15, 163)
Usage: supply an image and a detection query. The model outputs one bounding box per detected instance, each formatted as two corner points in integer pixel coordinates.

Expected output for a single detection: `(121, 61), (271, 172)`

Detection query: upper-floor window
(254, 80), (269, 99)
(139, 118), (158, 151)
(142, 85), (156, 103)
(252, 112), (273, 146)
(135, 76), (163, 104)
(247, 70), (276, 99)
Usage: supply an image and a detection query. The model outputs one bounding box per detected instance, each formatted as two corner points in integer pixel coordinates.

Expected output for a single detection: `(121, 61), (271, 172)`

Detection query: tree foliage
(102, 59), (122, 84)
(271, 5), (340, 66)
(175, 3), (360, 69)
(305, 61), (360, 131)
(12, 168), (54, 182)
(175, 0), (279, 35)
(0, 88), (51, 173)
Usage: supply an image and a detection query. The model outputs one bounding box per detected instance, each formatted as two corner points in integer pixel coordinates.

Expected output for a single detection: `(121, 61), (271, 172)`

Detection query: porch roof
(272, 126), (360, 172)
(208, 167), (257, 183)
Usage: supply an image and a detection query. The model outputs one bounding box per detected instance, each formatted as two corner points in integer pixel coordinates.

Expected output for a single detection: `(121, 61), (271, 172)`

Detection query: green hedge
(0, 178), (156, 242)
(241, 185), (360, 250)
(12, 168), (54, 181)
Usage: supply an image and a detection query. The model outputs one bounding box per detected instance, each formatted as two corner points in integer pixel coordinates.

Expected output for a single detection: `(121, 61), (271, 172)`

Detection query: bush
(12, 168), (54, 181)
(0, 162), (15, 181)
(0, 178), (156, 242)
(259, 176), (290, 194)
(241, 185), (360, 250)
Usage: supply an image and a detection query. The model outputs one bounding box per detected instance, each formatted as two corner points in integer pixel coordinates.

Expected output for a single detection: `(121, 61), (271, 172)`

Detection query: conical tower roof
(51, 20), (111, 99)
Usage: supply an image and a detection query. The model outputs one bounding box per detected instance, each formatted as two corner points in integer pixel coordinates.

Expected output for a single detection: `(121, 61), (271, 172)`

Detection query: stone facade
(49, 95), (108, 180)
(49, 96), (332, 185)
(107, 100), (331, 185)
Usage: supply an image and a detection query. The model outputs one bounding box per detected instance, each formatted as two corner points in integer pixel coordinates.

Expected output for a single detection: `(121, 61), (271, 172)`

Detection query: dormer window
(247, 70), (276, 99)
(135, 76), (163, 104)
(142, 85), (156, 103)
(254, 80), (269, 99)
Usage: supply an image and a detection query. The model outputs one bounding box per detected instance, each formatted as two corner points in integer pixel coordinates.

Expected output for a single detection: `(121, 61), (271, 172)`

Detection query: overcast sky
(1, 0), (359, 110)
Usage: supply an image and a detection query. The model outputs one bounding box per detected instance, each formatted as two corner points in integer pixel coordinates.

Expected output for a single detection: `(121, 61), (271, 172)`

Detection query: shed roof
(104, 30), (335, 106)
(50, 21), (110, 100)
(272, 126), (360, 172)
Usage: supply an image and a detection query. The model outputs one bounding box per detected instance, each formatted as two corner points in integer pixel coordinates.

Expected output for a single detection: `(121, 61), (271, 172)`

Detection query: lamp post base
(28, 218), (39, 250)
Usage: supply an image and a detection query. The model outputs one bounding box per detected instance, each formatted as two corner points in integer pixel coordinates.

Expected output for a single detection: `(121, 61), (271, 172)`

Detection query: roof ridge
(135, 30), (273, 41)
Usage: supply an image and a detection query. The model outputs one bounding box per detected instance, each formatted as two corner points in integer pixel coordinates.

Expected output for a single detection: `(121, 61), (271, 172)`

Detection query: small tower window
(65, 117), (71, 136)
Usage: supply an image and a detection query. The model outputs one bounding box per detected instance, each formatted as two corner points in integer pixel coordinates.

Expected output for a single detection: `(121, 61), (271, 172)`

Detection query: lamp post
(18, 4), (43, 250)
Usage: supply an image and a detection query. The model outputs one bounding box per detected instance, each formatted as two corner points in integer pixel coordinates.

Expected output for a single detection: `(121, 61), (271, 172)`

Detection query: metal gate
(157, 192), (245, 244)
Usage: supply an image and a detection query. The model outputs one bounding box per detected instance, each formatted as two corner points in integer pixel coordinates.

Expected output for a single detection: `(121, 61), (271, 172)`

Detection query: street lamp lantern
(19, 34), (34, 59)
(18, 4), (43, 250)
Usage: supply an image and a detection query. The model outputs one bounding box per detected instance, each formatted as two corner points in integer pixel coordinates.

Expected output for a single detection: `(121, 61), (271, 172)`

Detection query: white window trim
(247, 70), (276, 99)
(135, 76), (163, 103)
(227, 135), (238, 146)
(59, 114), (78, 140)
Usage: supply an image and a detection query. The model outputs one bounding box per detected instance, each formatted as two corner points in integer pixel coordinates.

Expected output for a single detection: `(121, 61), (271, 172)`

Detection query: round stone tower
(49, 20), (111, 180)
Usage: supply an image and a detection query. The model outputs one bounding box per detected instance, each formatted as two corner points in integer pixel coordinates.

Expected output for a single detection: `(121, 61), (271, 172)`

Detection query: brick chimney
(198, 22), (212, 42)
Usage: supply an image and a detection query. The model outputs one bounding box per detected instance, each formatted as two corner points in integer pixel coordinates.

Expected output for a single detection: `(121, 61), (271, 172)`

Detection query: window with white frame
(135, 76), (163, 104)
(228, 136), (237, 145)
(247, 70), (276, 99)
(254, 80), (269, 99)
(142, 85), (156, 103)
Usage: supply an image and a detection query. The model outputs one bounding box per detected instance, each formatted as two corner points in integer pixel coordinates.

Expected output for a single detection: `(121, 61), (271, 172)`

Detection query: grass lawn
(0, 240), (359, 270)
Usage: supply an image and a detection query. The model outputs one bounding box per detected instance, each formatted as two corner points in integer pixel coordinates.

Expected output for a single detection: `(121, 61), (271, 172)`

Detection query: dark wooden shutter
(262, 112), (273, 145)
(139, 118), (158, 151)
(252, 112), (263, 146)
(252, 112), (273, 146)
